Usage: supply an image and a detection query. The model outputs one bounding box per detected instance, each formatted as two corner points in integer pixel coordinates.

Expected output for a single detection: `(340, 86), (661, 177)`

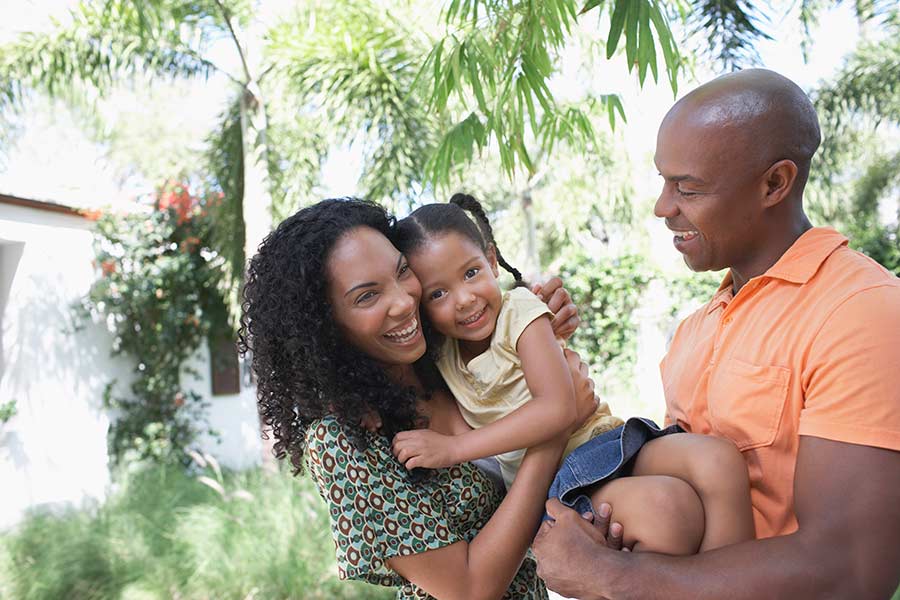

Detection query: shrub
(0, 464), (394, 600)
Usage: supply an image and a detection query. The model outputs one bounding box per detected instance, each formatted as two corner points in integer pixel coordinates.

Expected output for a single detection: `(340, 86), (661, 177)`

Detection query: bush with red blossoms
(75, 181), (231, 467)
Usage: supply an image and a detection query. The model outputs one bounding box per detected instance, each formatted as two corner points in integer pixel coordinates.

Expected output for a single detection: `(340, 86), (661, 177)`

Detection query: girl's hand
(392, 429), (459, 470)
(531, 277), (580, 340)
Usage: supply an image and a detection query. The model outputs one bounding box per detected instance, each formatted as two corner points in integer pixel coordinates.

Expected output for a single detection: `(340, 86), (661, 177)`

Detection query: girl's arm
(393, 315), (577, 469)
(388, 428), (568, 600)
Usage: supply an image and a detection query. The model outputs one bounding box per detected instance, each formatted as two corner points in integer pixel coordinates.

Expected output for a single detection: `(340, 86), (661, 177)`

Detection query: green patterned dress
(305, 417), (548, 599)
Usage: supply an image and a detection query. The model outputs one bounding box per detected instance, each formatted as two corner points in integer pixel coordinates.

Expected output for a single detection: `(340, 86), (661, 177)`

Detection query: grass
(0, 462), (395, 600)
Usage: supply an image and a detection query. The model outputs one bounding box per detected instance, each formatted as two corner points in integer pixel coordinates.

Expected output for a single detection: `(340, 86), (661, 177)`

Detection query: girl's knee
(686, 435), (749, 493)
(642, 476), (705, 554)
(598, 476), (704, 555)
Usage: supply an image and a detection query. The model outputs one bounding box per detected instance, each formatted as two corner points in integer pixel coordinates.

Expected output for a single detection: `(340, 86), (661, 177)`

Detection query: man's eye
(464, 268), (479, 279)
(428, 290), (445, 301)
(677, 188), (698, 197)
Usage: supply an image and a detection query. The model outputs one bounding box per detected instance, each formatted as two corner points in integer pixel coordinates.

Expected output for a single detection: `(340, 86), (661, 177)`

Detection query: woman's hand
(531, 277), (580, 340)
(564, 349), (600, 432)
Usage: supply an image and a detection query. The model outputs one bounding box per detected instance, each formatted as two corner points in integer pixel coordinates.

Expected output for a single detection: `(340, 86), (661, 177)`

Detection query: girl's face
(407, 231), (503, 349)
(326, 226), (426, 366)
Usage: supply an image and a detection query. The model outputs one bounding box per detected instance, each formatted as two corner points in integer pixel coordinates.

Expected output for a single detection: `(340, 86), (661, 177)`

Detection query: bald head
(663, 69), (821, 195)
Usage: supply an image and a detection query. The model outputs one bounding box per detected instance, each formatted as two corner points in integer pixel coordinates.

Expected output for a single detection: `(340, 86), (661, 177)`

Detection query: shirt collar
(704, 227), (848, 315)
(762, 227), (848, 284)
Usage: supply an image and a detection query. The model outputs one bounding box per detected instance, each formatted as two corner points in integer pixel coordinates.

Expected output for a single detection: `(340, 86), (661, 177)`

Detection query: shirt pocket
(708, 358), (790, 451)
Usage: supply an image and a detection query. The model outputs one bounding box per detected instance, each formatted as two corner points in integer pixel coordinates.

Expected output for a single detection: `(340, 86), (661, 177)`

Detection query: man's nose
(654, 187), (677, 219)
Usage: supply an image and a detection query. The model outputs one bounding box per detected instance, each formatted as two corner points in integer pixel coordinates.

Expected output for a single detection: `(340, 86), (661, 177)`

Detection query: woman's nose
(388, 282), (416, 317)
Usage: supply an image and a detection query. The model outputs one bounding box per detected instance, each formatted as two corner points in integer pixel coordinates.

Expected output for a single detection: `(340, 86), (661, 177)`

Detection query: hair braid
(448, 193), (524, 285)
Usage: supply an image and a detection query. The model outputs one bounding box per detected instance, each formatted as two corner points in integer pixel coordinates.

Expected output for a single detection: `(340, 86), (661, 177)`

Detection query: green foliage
(0, 399), (17, 425)
(76, 182), (230, 466)
(808, 10), (899, 276)
(421, 0), (681, 186)
(269, 0), (438, 210)
(558, 251), (656, 386)
(0, 463), (394, 600)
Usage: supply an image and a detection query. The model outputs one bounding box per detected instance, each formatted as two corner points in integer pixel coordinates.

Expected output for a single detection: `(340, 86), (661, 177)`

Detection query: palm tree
(0, 0), (278, 324)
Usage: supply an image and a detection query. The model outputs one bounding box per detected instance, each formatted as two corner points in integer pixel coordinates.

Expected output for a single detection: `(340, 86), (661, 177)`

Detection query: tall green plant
(77, 182), (229, 466)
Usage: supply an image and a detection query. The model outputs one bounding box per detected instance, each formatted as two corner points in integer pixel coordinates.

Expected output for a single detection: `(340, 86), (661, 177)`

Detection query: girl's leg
(631, 433), (755, 551)
(589, 475), (704, 554)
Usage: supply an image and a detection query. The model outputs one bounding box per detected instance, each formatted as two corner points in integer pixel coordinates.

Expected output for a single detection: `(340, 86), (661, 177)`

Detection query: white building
(0, 193), (261, 529)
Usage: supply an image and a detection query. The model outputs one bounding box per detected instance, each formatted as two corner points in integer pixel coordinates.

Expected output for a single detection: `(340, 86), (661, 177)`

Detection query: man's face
(653, 110), (767, 273)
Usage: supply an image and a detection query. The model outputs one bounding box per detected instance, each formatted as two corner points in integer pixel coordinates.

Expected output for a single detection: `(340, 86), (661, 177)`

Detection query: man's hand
(392, 429), (459, 470)
(532, 277), (580, 340)
(360, 409), (382, 433)
(533, 499), (626, 600)
(564, 349), (600, 430)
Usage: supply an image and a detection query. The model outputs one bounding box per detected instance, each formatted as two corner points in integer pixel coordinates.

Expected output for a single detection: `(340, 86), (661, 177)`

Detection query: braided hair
(394, 193), (524, 285)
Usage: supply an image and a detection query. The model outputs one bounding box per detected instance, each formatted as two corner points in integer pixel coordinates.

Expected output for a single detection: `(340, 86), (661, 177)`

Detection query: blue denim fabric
(547, 417), (682, 517)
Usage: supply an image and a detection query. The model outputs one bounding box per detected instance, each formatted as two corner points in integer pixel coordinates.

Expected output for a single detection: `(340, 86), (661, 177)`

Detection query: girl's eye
(355, 290), (377, 304)
(428, 289), (445, 301)
(464, 268), (479, 280)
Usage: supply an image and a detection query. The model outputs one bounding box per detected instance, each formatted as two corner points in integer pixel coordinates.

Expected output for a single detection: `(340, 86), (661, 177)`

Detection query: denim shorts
(547, 417), (683, 517)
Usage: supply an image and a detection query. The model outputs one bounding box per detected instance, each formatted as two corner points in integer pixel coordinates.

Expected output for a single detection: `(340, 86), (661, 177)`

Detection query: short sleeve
(799, 285), (900, 451)
(496, 287), (553, 352)
(305, 418), (465, 587)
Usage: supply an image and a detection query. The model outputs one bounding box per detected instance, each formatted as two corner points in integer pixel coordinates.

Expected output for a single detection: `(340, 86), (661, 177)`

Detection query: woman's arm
(393, 315), (577, 469)
(388, 428), (566, 600)
(388, 350), (597, 600)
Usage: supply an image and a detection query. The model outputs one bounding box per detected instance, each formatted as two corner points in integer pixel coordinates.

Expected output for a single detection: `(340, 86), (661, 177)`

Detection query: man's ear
(486, 244), (500, 277)
(762, 159), (799, 209)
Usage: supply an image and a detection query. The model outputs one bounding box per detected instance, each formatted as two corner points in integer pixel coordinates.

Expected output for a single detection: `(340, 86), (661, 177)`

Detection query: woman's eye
(356, 291), (377, 304)
(428, 289), (445, 301)
(398, 262), (410, 276)
(464, 268), (479, 279)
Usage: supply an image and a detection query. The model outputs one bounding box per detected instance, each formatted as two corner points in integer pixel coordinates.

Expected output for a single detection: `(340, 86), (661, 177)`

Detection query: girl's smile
(406, 231), (503, 358)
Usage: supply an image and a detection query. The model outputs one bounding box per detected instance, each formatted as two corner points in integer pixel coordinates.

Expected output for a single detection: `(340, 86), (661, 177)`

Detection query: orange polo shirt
(661, 227), (900, 538)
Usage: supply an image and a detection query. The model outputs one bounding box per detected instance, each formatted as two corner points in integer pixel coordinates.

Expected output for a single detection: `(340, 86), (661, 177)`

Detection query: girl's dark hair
(394, 192), (523, 283)
(238, 198), (431, 474)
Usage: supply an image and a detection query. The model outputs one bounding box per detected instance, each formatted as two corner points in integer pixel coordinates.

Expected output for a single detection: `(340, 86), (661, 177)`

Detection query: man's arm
(534, 436), (900, 600)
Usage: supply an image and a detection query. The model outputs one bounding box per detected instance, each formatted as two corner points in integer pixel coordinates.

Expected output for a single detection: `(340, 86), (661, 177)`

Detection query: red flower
(101, 260), (117, 276)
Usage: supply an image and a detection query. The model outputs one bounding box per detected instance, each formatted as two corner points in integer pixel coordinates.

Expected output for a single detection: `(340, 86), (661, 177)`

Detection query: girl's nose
(456, 290), (475, 309)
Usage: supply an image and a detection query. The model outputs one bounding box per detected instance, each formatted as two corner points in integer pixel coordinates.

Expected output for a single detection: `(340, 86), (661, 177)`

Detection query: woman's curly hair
(238, 198), (433, 474)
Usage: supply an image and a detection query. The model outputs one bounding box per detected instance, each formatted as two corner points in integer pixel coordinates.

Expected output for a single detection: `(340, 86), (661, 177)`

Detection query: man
(533, 69), (900, 599)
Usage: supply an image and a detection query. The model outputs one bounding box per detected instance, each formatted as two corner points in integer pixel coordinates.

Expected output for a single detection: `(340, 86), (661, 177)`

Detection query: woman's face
(326, 226), (426, 366)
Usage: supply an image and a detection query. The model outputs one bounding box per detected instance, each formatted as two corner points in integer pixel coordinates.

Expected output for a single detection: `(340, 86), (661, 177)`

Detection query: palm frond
(812, 28), (900, 185)
(688, 0), (771, 71)
(204, 95), (245, 331)
(267, 0), (438, 208)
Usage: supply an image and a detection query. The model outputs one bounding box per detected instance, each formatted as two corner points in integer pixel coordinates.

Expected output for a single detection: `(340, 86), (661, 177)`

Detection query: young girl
(391, 193), (755, 554)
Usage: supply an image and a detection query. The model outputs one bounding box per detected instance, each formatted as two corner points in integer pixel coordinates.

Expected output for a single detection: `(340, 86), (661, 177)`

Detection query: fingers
(544, 498), (568, 520)
(607, 522), (624, 551)
(593, 502), (612, 537)
(535, 277), (563, 303)
(546, 284), (572, 314)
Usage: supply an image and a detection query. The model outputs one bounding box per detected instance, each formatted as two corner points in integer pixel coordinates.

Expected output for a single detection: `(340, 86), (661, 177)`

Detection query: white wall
(0, 203), (260, 529)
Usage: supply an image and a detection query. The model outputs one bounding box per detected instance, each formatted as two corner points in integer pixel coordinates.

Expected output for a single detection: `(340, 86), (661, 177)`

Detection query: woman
(239, 198), (596, 599)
